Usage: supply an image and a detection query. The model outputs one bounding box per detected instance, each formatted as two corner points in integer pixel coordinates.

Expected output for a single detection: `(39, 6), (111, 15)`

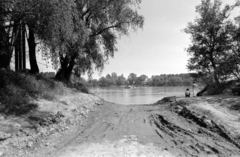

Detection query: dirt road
(38, 96), (240, 157)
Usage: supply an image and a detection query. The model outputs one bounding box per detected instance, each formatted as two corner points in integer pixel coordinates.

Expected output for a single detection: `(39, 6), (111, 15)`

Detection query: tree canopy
(0, 0), (144, 82)
(184, 0), (235, 84)
(184, 0), (240, 86)
(44, 0), (144, 81)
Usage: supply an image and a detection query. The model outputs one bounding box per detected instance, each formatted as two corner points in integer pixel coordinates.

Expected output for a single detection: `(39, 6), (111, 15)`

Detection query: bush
(197, 81), (234, 96)
(206, 84), (225, 95)
(0, 69), (65, 114)
(66, 76), (90, 93)
(67, 81), (89, 94)
(73, 82), (89, 93)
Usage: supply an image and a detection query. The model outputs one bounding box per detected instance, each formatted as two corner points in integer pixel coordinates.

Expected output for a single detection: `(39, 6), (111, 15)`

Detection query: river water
(90, 86), (191, 105)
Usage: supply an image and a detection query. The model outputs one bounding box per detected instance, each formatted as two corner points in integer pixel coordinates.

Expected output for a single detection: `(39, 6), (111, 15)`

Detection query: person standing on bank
(192, 81), (196, 97)
(185, 88), (190, 97)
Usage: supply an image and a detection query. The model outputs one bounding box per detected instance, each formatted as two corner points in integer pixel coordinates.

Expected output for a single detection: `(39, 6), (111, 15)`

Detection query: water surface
(90, 86), (189, 105)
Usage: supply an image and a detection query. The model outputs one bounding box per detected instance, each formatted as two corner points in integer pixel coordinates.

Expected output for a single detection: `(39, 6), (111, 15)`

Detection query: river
(90, 86), (191, 105)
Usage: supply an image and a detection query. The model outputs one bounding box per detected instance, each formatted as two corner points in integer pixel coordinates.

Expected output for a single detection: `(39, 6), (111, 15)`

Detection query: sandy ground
(43, 96), (240, 157)
(0, 90), (103, 157)
(1, 93), (240, 157)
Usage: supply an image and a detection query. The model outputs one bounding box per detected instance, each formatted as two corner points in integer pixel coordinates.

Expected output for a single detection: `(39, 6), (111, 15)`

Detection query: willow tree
(22, 0), (58, 74)
(184, 0), (234, 84)
(0, 0), (30, 70)
(45, 0), (144, 82)
(0, 3), (10, 68)
(0, 0), (16, 69)
(0, 0), (57, 73)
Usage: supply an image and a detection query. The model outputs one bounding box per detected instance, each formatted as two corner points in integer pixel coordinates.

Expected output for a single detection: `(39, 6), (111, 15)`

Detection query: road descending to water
(45, 97), (240, 157)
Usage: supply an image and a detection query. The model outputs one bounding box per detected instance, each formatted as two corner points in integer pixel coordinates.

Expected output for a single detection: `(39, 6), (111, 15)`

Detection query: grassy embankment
(0, 69), (89, 116)
(0, 69), (104, 157)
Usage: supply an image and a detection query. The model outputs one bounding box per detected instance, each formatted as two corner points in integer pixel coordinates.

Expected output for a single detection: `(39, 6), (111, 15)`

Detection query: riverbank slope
(0, 88), (104, 157)
(1, 75), (240, 157)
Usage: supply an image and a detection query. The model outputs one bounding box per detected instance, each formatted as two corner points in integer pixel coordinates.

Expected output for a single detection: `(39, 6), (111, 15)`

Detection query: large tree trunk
(209, 50), (220, 85)
(55, 54), (76, 82)
(0, 26), (11, 69)
(211, 61), (220, 85)
(27, 27), (39, 74)
(55, 55), (69, 81)
(22, 23), (26, 69)
(18, 24), (22, 70)
(15, 29), (19, 71)
(213, 71), (220, 85)
(15, 23), (27, 71)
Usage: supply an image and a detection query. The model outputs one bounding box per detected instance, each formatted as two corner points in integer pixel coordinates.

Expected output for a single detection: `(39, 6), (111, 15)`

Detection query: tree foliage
(0, 0), (59, 72)
(0, 0), (17, 69)
(0, 0), (144, 82)
(184, 0), (235, 84)
(127, 73), (137, 85)
(43, 0), (144, 81)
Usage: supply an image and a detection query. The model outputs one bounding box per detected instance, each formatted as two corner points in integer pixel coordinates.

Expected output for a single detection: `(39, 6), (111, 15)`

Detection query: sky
(36, 0), (240, 79)
(89, 0), (240, 79)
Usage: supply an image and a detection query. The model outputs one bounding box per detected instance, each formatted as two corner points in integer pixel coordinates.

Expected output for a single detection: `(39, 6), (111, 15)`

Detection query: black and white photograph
(0, 0), (240, 156)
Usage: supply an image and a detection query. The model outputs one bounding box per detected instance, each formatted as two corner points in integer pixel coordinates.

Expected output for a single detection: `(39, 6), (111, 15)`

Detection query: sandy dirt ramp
(44, 98), (240, 157)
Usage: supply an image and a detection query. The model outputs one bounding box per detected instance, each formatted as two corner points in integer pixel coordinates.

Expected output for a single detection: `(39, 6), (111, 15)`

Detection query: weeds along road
(45, 98), (240, 157)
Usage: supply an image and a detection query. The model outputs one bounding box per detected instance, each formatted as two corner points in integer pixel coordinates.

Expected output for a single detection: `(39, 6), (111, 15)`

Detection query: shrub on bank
(67, 81), (89, 94)
(206, 84), (225, 95)
(0, 69), (65, 114)
(66, 75), (90, 94)
(197, 80), (236, 96)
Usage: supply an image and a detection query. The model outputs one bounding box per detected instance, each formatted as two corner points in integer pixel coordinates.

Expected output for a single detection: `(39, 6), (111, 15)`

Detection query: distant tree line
(87, 72), (193, 87)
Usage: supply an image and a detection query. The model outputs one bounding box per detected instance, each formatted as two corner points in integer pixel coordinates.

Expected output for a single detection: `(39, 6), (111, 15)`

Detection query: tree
(184, 0), (234, 84)
(127, 73), (137, 85)
(0, 0), (144, 80)
(111, 72), (118, 84)
(150, 75), (165, 86)
(116, 74), (127, 86)
(98, 76), (112, 87)
(222, 21), (240, 80)
(50, 0), (144, 82)
(106, 74), (115, 85)
(0, 0), (17, 69)
(168, 77), (183, 86)
(0, 0), (29, 71)
(88, 79), (98, 87)
(136, 74), (148, 86)
(0, 0), (58, 73)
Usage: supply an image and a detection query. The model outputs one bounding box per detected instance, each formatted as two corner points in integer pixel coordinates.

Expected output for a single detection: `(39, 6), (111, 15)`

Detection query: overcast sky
(37, 0), (240, 79)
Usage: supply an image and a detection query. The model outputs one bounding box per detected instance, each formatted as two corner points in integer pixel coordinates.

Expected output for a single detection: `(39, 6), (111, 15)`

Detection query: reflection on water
(90, 86), (189, 105)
